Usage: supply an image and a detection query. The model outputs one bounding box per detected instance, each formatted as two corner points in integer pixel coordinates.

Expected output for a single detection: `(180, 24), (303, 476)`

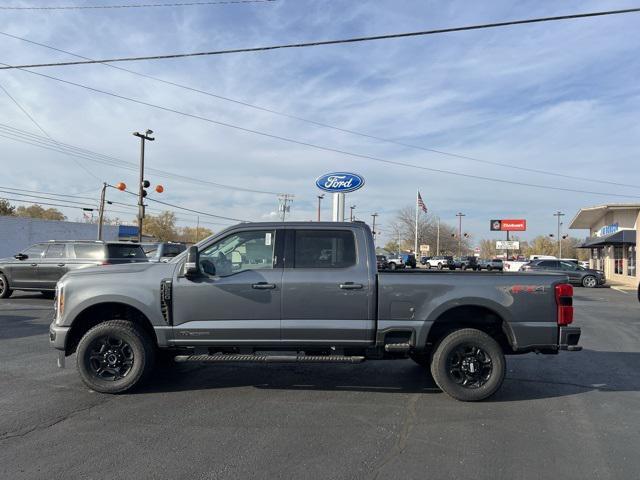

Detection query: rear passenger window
(45, 243), (66, 258)
(107, 245), (147, 260)
(73, 244), (104, 260)
(294, 230), (356, 268)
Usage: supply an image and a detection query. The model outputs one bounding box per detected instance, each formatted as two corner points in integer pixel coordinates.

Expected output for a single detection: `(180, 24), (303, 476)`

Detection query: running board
(174, 354), (365, 364)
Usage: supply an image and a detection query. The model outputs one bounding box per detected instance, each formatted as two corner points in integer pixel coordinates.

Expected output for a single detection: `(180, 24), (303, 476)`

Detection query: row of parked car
(0, 240), (186, 298)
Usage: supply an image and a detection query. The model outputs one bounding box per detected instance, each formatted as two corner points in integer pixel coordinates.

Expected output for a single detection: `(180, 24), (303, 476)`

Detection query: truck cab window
(294, 230), (356, 268)
(200, 230), (276, 276)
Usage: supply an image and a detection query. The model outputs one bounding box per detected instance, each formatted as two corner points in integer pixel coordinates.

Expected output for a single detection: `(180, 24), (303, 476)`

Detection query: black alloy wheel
(87, 335), (135, 381)
(447, 344), (492, 389)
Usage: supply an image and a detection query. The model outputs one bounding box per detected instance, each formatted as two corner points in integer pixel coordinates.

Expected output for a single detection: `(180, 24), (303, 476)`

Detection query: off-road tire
(431, 328), (505, 402)
(76, 320), (155, 394)
(0, 274), (13, 299)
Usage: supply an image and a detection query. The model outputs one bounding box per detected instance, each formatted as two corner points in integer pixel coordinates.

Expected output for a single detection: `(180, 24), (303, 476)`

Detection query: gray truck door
(39, 243), (69, 289)
(171, 229), (283, 345)
(281, 228), (374, 346)
(9, 243), (47, 289)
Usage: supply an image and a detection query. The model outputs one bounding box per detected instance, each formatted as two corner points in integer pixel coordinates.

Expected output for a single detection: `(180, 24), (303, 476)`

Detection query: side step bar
(174, 354), (365, 364)
(384, 343), (410, 353)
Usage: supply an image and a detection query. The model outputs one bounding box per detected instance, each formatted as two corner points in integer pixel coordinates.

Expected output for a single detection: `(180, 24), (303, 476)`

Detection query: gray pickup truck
(50, 221), (581, 401)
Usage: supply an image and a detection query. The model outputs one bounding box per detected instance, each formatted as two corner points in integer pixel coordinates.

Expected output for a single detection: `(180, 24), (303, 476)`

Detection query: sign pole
(414, 189), (419, 255)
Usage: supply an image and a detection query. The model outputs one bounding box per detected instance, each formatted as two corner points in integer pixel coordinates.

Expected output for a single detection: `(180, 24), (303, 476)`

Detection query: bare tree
(389, 206), (471, 255)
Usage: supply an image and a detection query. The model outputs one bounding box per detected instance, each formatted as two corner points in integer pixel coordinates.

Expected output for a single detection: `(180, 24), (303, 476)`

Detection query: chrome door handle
(30, 263), (38, 267)
(339, 282), (363, 290)
(57, 263), (65, 267)
(252, 282), (276, 290)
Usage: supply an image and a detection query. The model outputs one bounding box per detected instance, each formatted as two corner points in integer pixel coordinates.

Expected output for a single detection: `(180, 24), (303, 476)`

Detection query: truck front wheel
(76, 320), (155, 394)
(430, 328), (505, 401)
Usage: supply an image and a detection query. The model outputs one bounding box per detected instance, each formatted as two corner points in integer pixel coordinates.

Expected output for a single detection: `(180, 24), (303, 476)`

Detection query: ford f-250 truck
(50, 222), (581, 401)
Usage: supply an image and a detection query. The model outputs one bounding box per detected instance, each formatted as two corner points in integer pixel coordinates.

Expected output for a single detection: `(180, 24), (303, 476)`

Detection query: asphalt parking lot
(1, 287), (639, 479)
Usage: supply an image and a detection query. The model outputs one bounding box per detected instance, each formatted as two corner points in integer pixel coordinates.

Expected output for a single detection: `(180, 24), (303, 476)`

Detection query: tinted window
(200, 230), (275, 276)
(141, 244), (159, 257)
(559, 261), (577, 271)
(45, 243), (66, 258)
(73, 244), (105, 260)
(294, 230), (356, 268)
(163, 244), (185, 257)
(538, 260), (559, 268)
(22, 244), (47, 259)
(107, 245), (147, 261)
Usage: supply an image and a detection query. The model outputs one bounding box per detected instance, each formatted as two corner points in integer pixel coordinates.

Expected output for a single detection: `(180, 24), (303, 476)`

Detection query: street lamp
(317, 194), (324, 221)
(456, 212), (465, 257)
(133, 129), (155, 242)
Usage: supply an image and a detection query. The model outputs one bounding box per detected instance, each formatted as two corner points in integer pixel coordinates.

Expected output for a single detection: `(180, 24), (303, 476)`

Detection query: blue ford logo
(315, 172), (365, 193)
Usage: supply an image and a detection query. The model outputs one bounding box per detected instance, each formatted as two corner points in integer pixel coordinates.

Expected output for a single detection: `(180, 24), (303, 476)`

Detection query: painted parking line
(610, 286), (633, 295)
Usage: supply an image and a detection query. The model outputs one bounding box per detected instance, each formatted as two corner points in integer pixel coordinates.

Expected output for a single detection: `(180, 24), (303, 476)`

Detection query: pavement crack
(0, 396), (113, 443)
(371, 393), (419, 479)
(507, 376), (615, 391)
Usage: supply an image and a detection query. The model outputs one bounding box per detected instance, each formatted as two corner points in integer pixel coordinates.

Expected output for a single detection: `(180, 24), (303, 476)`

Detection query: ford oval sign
(315, 172), (365, 193)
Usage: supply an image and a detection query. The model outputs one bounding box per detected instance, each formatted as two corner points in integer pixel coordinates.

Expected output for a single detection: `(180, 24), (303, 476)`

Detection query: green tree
(142, 211), (178, 241)
(0, 199), (15, 216)
(16, 204), (66, 221)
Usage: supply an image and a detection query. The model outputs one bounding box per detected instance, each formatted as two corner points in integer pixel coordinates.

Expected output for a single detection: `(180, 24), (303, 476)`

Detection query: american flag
(417, 191), (427, 213)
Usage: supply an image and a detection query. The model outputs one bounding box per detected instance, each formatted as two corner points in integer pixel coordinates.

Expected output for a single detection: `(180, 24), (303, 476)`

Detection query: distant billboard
(490, 219), (526, 231)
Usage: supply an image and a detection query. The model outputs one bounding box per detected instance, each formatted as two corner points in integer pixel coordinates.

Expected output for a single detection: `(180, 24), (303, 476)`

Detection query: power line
(0, 0), (275, 10)
(0, 123), (283, 196)
(0, 185), (97, 201)
(0, 80), (101, 181)
(3, 32), (636, 190)
(0, 188), (98, 207)
(6, 63), (640, 200)
(145, 196), (246, 222)
(0, 196), (95, 211)
(2, 8), (639, 70)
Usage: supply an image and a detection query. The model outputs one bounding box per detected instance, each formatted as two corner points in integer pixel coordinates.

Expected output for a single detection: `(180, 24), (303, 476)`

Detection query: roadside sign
(315, 172), (365, 193)
(490, 219), (527, 231)
(496, 240), (520, 250)
(419, 244), (430, 253)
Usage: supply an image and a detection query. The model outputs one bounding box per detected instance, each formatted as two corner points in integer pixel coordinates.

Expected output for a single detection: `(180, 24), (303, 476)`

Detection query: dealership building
(569, 204), (639, 287)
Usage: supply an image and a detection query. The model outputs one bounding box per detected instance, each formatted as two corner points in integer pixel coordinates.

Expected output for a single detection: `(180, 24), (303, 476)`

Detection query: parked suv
(400, 253), (417, 269)
(453, 256), (478, 270)
(520, 259), (605, 288)
(0, 240), (148, 298)
(385, 255), (405, 270)
(141, 242), (187, 262)
(478, 258), (504, 271)
(425, 255), (455, 270)
(376, 255), (389, 270)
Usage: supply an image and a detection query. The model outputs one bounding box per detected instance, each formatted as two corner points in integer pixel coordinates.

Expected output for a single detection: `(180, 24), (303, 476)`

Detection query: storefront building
(569, 204), (639, 287)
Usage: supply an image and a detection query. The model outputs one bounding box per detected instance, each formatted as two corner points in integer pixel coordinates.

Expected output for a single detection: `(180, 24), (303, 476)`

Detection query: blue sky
(1, 0), (639, 244)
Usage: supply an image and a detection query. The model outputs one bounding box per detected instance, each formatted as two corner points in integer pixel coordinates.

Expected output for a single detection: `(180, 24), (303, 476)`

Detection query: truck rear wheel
(430, 328), (505, 401)
(76, 320), (155, 394)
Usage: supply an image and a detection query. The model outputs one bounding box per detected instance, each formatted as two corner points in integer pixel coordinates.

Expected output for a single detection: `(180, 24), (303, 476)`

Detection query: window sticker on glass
(265, 233), (272, 246)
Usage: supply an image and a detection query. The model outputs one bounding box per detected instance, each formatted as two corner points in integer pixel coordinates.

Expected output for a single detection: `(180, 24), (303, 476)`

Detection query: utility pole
(554, 211), (565, 258)
(436, 216), (440, 256)
(350, 205), (356, 222)
(97, 182), (107, 240)
(317, 194), (324, 221)
(371, 213), (378, 245)
(278, 194), (294, 221)
(133, 129), (154, 242)
(456, 212), (465, 257)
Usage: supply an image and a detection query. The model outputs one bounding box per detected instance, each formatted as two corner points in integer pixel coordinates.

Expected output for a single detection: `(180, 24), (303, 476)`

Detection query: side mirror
(184, 246), (201, 277)
(14, 253), (27, 260)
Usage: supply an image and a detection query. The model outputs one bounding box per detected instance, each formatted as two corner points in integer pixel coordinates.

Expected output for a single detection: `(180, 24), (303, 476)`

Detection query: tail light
(555, 283), (574, 325)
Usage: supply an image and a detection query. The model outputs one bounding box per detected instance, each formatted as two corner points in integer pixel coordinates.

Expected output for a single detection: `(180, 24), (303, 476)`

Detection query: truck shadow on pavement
(137, 349), (640, 402)
(0, 315), (48, 340)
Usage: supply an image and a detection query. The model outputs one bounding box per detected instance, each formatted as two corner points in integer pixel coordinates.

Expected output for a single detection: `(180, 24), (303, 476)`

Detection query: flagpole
(414, 189), (419, 256)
